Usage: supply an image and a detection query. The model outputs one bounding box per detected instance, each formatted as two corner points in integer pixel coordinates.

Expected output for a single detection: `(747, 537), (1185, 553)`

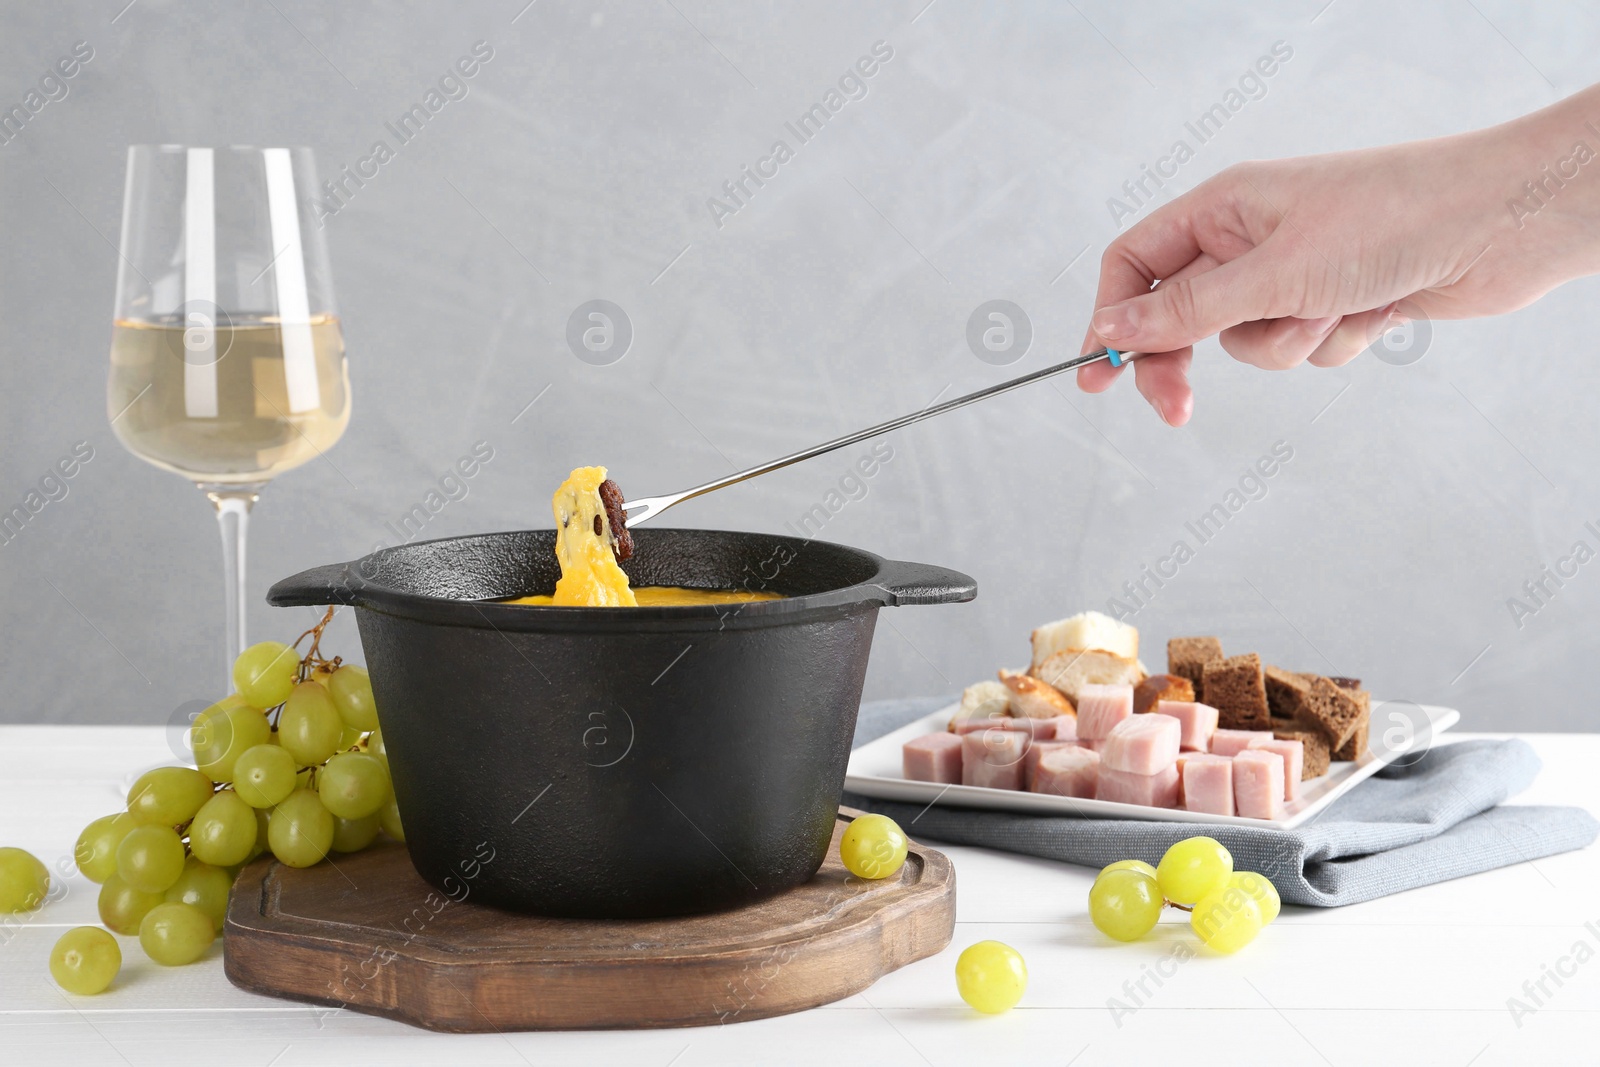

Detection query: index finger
(1077, 249), (1221, 394)
(1092, 185), (1220, 320)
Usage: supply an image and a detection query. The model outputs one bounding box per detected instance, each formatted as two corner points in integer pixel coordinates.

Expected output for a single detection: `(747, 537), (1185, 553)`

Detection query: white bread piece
(998, 669), (1076, 719)
(1029, 611), (1138, 673)
(1030, 649), (1143, 703)
(949, 680), (1012, 730)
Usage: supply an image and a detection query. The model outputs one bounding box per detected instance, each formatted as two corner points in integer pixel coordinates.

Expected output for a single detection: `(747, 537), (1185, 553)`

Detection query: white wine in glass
(107, 145), (350, 686)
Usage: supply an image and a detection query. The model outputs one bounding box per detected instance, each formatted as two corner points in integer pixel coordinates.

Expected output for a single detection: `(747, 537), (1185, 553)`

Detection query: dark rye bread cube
(1133, 673), (1195, 716)
(1201, 652), (1272, 730)
(1335, 716), (1369, 761)
(1271, 718), (1331, 779)
(1263, 665), (1312, 720)
(1332, 685), (1371, 761)
(1292, 675), (1366, 750)
(1167, 637), (1223, 702)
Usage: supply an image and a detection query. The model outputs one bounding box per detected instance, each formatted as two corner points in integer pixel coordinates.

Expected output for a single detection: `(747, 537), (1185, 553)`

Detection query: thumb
(1091, 244), (1285, 354)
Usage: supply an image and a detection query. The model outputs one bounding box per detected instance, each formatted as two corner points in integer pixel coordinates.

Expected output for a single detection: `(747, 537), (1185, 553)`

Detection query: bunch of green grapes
(1087, 836), (1282, 953)
(42, 613), (403, 994)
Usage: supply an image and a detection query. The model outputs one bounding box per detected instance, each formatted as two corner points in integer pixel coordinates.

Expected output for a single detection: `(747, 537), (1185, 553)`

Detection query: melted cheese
(531, 465), (785, 608)
(549, 465), (636, 607)
(509, 586), (783, 607)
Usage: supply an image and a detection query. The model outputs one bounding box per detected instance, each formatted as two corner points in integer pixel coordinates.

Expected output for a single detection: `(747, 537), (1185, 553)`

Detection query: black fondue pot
(268, 528), (974, 919)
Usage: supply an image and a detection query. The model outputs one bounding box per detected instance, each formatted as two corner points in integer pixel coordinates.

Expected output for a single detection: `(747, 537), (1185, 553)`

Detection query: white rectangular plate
(846, 702), (1460, 830)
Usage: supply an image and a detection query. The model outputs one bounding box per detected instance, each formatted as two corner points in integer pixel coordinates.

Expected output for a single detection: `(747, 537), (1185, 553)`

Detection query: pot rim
(267, 527), (977, 632)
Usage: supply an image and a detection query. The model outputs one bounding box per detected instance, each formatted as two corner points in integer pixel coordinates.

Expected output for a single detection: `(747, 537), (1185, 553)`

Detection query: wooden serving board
(223, 810), (955, 1032)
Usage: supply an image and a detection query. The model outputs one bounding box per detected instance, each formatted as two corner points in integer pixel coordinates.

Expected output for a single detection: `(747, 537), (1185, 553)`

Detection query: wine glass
(107, 145), (350, 686)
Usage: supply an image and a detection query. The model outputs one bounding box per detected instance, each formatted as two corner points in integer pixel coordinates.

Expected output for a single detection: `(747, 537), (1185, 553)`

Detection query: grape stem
(290, 607), (344, 683)
(1167, 902), (1193, 912)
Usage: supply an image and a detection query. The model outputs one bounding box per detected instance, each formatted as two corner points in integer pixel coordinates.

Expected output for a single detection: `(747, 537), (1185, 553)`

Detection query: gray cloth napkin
(841, 697), (1599, 906)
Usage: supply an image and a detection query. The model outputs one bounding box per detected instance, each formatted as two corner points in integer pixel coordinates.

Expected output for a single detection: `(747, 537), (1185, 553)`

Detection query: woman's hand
(1079, 86), (1600, 424)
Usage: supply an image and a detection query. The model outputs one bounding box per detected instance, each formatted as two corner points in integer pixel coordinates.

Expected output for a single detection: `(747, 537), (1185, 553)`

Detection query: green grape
(49, 927), (121, 995)
(1088, 869), (1164, 941)
(838, 814), (908, 880)
(1190, 883), (1264, 954)
(337, 724), (364, 751)
(1156, 836), (1234, 906)
(269, 789), (334, 868)
(378, 796), (405, 842)
(115, 824), (186, 894)
(1100, 859), (1158, 880)
(316, 752), (391, 819)
(98, 875), (164, 935)
(188, 790), (258, 867)
(233, 744), (298, 808)
(75, 813), (138, 884)
(1230, 871), (1281, 926)
(327, 665), (380, 731)
(233, 641), (301, 709)
(366, 728), (389, 776)
(165, 859), (233, 932)
(331, 813), (380, 853)
(246, 808), (271, 861)
(191, 699), (271, 782)
(126, 766), (214, 827)
(0, 847), (50, 913)
(954, 940), (1027, 1014)
(139, 902), (215, 965)
(278, 681), (343, 766)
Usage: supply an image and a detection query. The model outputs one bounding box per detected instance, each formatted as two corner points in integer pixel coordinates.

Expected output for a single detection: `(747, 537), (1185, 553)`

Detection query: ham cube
(903, 732), (963, 784)
(951, 716), (1056, 739)
(1153, 700), (1219, 752)
(1012, 717), (1058, 740)
(1023, 739), (1083, 789)
(1175, 752), (1190, 807)
(1233, 749), (1285, 819)
(1248, 738), (1305, 800)
(1031, 746), (1100, 798)
(1076, 684), (1134, 740)
(1049, 714), (1078, 741)
(1211, 729), (1272, 757)
(951, 716), (1002, 735)
(961, 729), (1029, 790)
(1096, 765), (1180, 808)
(1101, 714), (1181, 775)
(1183, 754), (1235, 816)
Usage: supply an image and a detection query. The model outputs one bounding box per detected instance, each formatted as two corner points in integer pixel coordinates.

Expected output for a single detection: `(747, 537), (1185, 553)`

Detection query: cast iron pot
(268, 528), (974, 919)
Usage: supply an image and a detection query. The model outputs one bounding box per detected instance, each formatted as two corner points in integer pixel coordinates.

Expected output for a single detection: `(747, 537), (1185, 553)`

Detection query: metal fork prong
(620, 496), (671, 527)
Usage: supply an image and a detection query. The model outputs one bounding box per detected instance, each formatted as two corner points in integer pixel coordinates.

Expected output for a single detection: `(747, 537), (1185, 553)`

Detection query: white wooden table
(3, 726), (1596, 1066)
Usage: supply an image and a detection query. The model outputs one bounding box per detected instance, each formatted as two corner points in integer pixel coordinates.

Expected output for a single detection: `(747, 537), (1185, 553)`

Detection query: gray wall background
(3, 0), (1598, 730)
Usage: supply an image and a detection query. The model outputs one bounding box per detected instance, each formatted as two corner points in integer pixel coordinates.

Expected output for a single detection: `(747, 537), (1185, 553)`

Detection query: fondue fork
(623, 348), (1138, 527)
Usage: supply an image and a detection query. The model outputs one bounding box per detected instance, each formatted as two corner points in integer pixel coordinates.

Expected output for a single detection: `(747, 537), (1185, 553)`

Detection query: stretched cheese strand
(550, 466), (636, 607)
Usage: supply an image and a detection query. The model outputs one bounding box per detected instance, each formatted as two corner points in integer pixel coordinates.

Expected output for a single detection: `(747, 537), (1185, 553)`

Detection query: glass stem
(201, 483), (265, 690)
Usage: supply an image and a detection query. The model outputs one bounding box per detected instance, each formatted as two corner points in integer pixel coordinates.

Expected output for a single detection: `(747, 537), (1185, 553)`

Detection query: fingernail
(1093, 304), (1135, 341)
(1304, 315), (1340, 334)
